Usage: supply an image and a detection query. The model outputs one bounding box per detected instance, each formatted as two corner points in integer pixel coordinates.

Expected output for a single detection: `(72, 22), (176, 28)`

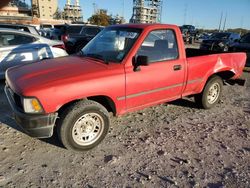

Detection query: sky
(58, 0), (250, 30)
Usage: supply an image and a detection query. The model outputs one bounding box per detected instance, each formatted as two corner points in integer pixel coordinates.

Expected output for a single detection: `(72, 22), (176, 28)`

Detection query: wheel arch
(214, 70), (235, 80)
(57, 95), (117, 118)
(199, 70), (235, 92)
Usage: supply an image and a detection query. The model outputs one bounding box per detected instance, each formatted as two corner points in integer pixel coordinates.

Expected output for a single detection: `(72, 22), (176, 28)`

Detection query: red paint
(5, 24), (247, 115)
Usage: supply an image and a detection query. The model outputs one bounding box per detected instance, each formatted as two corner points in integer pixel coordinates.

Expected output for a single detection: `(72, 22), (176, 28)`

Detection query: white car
(0, 28), (68, 79)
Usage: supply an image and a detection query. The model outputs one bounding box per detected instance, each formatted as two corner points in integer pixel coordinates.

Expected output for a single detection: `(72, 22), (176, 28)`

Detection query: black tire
(194, 76), (223, 109)
(57, 100), (110, 151)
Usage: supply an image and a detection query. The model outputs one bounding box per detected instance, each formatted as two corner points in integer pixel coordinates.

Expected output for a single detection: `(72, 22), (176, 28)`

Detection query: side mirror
(136, 55), (149, 66)
(133, 55), (149, 72)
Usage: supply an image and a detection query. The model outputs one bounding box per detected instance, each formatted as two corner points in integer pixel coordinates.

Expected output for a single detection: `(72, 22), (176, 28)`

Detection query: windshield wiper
(84, 53), (109, 64)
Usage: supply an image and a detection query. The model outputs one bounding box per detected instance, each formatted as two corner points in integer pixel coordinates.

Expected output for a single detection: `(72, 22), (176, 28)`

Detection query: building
(109, 14), (125, 25)
(32, 0), (58, 20)
(130, 0), (162, 24)
(0, 0), (32, 24)
(63, 0), (83, 22)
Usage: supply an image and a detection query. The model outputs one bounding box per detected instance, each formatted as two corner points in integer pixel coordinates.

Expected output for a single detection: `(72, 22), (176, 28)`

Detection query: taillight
(61, 34), (68, 42)
(53, 44), (66, 50)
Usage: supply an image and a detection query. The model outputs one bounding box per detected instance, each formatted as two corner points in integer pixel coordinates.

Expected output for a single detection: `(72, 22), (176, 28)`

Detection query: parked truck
(5, 24), (246, 151)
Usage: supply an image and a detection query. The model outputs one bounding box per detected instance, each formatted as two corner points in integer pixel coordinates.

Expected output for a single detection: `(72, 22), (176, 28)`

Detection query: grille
(13, 93), (23, 111)
(8, 87), (24, 111)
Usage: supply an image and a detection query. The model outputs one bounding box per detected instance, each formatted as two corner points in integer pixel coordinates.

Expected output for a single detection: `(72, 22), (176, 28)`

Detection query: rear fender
(198, 53), (246, 92)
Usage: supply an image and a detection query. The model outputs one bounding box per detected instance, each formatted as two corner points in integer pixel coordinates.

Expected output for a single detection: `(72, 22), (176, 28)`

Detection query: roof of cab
(108, 23), (178, 30)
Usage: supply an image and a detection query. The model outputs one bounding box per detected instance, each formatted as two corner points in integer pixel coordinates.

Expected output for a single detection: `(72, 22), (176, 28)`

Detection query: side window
(0, 32), (35, 46)
(137, 29), (178, 63)
(22, 27), (30, 33)
(84, 28), (100, 36)
(67, 26), (82, 34)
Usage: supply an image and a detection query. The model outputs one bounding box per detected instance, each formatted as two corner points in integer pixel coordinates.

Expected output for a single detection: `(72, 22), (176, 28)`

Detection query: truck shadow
(40, 133), (65, 149)
(0, 81), (64, 149)
(169, 98), (199, 109)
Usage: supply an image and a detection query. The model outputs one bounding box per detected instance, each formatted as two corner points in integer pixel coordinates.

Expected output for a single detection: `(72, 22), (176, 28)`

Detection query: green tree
(88, 12), (111, 26)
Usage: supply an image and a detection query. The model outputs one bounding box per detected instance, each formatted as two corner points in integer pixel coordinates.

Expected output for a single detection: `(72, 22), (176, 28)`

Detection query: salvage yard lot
(0, 72), (249, 187)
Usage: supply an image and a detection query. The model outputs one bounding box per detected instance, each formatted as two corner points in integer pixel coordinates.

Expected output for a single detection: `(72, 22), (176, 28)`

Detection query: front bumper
(4, 86), (58, 138)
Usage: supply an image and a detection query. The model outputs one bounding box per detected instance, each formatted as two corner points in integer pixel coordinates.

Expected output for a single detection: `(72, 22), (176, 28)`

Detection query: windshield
(81, 27), (141, 63)
(240, 33), (250, 43)
(210, 33), (230, 40)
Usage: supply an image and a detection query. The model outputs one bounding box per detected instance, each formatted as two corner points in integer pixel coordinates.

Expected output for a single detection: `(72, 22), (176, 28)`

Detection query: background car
(229, 32), (250, 67)
(39, 24), (54, 38)
(200, 32), (240, 51)
(196, 33), (211, 43)
(180, 25), (198, 44)
(49, 24), (67, 40)
(61, 24), (103, 54)
(0, 23), (40, 35)
(0, 28), (68, 79)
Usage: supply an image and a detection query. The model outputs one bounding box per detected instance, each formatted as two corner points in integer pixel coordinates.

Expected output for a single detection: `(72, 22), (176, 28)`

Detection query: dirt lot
(0, 72), (249, 188)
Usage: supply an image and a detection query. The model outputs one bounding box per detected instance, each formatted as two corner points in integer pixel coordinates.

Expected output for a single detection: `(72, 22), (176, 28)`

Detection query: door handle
(173, 64), (182, 71)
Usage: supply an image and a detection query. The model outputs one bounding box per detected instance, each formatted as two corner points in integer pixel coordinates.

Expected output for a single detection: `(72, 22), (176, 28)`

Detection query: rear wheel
(195, 76), (223, 109)
(57, 100), (110, 151)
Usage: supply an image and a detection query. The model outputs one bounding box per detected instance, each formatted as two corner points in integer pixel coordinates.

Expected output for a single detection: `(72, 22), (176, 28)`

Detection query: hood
(6, 55), (110, 95)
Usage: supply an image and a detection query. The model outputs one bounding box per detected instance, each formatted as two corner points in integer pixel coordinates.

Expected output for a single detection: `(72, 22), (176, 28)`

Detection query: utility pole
(159, 0), (163, 23)
(218, 11), (223, 32)
(93, 2), (97, 14)
(183, 3), (187, 25)
(240, 16), (244, 35)
(122, 0), (124, 18)
(222, 12), (227, 31)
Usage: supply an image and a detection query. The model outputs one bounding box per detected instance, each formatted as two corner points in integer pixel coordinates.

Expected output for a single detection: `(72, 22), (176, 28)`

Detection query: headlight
(22, 97), (43, 113)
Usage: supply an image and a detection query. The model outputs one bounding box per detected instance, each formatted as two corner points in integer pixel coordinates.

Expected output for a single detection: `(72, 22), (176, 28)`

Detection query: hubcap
(207, 83), (220, 104)
(72, 113), (104, 146)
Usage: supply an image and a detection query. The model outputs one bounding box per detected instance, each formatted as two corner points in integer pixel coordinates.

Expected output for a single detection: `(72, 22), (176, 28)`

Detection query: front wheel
(195, 76), (223, 109)
(57, 100), (110, 151)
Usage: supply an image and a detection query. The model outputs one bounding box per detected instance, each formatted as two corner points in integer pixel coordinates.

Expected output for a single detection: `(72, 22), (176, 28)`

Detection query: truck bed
(185, 48), (229, 58)
(182, 48), (246, 97)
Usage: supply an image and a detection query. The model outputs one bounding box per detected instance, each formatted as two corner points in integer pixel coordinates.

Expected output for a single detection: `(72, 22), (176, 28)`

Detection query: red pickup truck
(5, 24), (246, 151)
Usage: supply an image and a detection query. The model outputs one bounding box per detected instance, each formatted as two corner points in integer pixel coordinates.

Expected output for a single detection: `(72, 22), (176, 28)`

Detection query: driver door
(124, 29), (185, 110)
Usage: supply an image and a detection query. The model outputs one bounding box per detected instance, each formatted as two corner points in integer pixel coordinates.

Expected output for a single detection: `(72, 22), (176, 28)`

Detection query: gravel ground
(0, 72), (249, 188)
